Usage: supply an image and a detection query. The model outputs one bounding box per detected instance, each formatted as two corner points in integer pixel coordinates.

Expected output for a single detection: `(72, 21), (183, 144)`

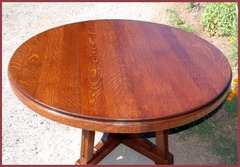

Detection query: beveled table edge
(8, 19), (233, 123)
(8, 67), (232, 133)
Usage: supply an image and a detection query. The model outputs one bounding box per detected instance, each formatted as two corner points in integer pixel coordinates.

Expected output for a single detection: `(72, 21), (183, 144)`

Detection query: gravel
(2, 2), (220, 165)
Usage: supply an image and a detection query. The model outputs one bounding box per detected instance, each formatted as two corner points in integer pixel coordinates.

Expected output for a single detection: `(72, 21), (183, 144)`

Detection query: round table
(8, 20), (231, 165)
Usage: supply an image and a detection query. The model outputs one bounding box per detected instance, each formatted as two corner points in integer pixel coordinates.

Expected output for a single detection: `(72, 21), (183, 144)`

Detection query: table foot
(76, 130), (174, 165)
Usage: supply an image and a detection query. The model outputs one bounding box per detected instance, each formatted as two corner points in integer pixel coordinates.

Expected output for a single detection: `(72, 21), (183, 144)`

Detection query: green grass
(178, 25), (197, 34)
(166, 9), (197, 34)
(228, 38), (238, 69)
(223, 92), (238, 120)
(166, 9), (185, 26)
(211, 135), (238, 164)
(187, 2), (195, 11)
(172, 94), (238, 164)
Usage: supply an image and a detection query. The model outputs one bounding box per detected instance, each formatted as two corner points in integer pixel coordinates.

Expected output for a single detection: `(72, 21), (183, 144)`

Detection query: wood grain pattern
(8, 20), (231, 133)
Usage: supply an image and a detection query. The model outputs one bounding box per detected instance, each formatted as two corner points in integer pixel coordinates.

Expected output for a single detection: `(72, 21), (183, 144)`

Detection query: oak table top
(8, 20), (232, 165)
(8, 20), (231, 134)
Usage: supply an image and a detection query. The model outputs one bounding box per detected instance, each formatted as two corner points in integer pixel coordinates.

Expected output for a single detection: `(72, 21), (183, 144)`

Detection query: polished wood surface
(8, 20), (231, 133)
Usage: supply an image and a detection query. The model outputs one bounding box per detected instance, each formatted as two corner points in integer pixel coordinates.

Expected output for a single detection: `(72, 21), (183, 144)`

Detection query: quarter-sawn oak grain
(8, 20), (231, 133)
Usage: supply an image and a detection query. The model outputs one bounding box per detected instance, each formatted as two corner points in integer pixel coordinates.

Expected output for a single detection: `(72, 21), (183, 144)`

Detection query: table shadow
(140, 102), (225, 138)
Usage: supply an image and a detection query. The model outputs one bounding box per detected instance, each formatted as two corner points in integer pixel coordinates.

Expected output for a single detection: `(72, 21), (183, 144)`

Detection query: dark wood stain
(8, 20), (231, 133)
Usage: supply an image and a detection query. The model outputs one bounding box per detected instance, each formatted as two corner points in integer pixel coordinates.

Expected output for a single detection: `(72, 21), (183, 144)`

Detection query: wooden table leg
(75, 130), (174, 165)
(155, 130), (174, 164)
(121, 132), (173, 165)
(75, 130), (95, 165)
(75, 131), (121, 165)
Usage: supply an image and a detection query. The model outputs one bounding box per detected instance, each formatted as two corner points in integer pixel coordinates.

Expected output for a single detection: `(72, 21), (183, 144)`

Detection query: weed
(187, 2), (195, 11)
(166, 8), (197, 34)
(201, 2), (238, 37)
(201, 2), (239, 72)
(166, 9), (185, 26)
(178, 25), (197, 34)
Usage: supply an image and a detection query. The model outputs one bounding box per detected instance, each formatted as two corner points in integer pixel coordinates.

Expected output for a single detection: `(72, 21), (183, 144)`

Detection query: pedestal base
(76, 130), (174, 165)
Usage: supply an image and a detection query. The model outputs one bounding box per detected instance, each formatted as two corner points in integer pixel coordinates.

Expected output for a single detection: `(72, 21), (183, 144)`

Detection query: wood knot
(90, 69), (98, 79)
(88, 98), (95, 104)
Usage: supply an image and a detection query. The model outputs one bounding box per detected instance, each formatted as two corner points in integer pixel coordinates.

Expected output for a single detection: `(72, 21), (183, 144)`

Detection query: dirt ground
(2, 2), (232, 165)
